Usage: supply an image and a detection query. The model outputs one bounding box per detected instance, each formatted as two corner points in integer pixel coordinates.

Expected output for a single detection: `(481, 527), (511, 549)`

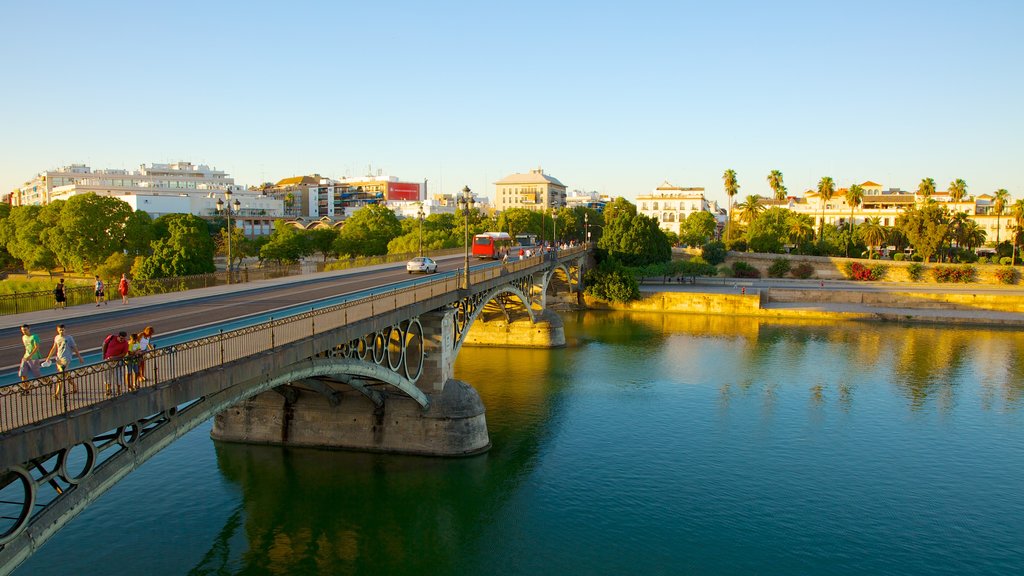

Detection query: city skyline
(2, 1), (1022, 207)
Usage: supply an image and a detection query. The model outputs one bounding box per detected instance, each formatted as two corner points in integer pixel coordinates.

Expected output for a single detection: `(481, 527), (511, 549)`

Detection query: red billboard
(387, 182), (421, 201)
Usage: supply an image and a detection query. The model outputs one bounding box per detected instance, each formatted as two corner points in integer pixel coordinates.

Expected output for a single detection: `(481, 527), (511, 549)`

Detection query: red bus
(472, 232), (514, 259)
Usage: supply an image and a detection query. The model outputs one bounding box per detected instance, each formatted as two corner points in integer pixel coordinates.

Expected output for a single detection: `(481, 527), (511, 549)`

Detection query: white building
(11, 162), (283, 235)
(637, 181), (719, 234)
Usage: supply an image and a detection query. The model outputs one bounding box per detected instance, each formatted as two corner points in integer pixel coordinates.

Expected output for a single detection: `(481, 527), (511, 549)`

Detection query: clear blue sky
(2, 0), (1022, 206)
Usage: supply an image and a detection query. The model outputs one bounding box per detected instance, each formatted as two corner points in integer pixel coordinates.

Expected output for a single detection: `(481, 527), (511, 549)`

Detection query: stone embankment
(585, 280), (1024, 328)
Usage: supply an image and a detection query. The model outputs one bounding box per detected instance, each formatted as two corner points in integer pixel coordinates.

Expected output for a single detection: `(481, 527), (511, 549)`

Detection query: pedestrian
(118, 273), (130, 304)
(126, 333), (142, 391)
(102, 331), (130, 396)
(54, 279), (67, 310)
(518, 248), (525, 260)
(44, 324), (84, 397)
(94, 275), (105, 306)
(138, 326), (155, 382)
(18, 324), (42, 393)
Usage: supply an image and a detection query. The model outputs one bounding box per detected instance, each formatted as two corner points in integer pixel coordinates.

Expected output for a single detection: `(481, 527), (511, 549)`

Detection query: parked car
(406, 256), (438, 274)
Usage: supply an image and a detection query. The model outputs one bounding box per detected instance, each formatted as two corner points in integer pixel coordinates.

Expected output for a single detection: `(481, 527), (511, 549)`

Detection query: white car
(406, 256), (438, 274)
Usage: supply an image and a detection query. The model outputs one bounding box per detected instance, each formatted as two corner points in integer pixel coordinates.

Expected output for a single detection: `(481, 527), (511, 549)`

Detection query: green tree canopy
(7, 205), (58, 273)
(261, 221), (309, 264)
(50, 194), (143, 272)
(599, 211), (671, 266)
(679, 211), (717, 247)
(896, 204), (950, 262)
(334, 204), (403, 257)
(135, 214), (215, 278)
(745, 207), (792, 253)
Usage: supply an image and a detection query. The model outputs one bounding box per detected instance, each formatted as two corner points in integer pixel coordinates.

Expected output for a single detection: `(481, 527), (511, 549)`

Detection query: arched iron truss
(452, 277), (538, 353)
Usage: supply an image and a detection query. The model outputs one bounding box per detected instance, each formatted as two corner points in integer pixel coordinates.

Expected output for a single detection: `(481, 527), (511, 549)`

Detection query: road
(0, 256), (467, 372)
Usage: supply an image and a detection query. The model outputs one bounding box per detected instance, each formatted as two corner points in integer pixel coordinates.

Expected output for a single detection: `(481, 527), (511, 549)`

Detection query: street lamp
(585, 212), (590, 244)
(216, 190), (241, 282)
(457, 186), (475, 289)
(417, 202), (425, 257)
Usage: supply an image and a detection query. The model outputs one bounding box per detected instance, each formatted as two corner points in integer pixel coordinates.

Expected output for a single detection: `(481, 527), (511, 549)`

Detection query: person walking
(118, 273), (130, 304)
(126, 333), (142, 391)
(54, 279), (67, 310)
(94, 276), (105, 306)
(18, 324), (42, 393)
(44, 324), (84, 397)
(102, 331), (130, 396)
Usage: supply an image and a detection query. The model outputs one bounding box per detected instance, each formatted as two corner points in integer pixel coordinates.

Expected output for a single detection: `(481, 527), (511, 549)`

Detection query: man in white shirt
(45, 324), (84, 397)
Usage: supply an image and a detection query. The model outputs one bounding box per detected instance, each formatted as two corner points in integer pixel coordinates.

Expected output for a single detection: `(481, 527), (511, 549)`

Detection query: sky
(2, 0), (1022, 207)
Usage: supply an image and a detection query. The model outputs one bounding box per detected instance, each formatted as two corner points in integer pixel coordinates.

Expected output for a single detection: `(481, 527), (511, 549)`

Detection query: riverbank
(583, 279), (1024, 328)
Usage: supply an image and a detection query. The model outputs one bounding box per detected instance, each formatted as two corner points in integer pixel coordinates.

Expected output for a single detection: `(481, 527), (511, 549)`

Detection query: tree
(261, 221), (309, 264)
(135, 214), (215, 278)
(1011, 198), (1024, 265)
(948, 179), (967, 205)
(961, 220), (987, 252)
(7, 205), (58, 273)
(496, 208), (538, 238)
(334, 204), (403, 257)
(598, 211), (670, 267)
(859, 217), (887, 258)
(787, 212), (815, 248)
(994, 188), (1010, 246)
(306, 228), (339, 263)
(816, 176), (835, 241)
(217, 224), (252, 269)
(917, 177), (936, 199)
(722, 169), (740, 240)
(746, 207), (791, 253)
(896, 204), (950, 262)
(51, 194), (141, 272)
(0, 204), (16, 271)
(737, 195), (764, 224)
(679, 211), (717, 247)
(767, 170), (786, 201)
(845, 184), (865, 256)
(602, 197), (637, 224)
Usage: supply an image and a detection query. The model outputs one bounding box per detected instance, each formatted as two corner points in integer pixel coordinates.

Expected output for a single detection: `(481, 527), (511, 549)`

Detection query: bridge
(0, 246), (589, 574)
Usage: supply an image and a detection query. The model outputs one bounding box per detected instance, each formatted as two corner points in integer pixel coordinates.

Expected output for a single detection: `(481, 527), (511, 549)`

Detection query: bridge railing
(0, 246), (588, 434)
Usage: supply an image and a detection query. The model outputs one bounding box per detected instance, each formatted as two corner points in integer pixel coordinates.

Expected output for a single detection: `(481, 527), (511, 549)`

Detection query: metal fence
(0, 246), (588, 433)
(0, 249), (463, 316)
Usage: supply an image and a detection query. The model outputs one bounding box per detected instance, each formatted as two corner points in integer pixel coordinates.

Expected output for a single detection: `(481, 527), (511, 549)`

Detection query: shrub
(931, 265), (977, 283)
(768, 258), (792, 278)
(1000, 257), (1013, 266)
(585, 262), (640, 302)
(907, 262), (925, 282)
(790, 262), (815, 279)
(731, 261), (761, 278)
(843, 261), (889, 281)
(893, 253), (906, 261)
(976, 256), (988, 264)
(994, 266), (1020, 285)
(725, 238), (748, 253)
(701, 241), (727, 265)
(956, 250), (979, 263)
(911, 254), (924, 262)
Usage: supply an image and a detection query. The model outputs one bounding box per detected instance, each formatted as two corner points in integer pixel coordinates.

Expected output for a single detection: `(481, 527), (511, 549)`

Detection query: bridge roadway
(0, 255), (472, 378)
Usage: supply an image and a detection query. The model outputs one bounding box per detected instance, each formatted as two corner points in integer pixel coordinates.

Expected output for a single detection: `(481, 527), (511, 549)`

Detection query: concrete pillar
(211, 308), (491, 456)
(462, 308), (565, 348)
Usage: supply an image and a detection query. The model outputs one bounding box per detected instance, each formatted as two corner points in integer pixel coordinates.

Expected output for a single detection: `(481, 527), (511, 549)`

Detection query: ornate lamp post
(417, 202), (425, 257)
(585, 212), (590, 244)
(457, 186), (475, 289)
(216, 190), (241, 283)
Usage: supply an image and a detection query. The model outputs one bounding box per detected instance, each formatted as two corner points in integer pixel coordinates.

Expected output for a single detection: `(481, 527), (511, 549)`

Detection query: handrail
(0, 246), (588, 433)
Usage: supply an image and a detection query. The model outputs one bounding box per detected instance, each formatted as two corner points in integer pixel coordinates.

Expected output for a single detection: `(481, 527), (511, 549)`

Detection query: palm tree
(846, 184), (865, 256)
(1011, 198), (1024, 264)
(787, 213), (815, 247)
(949, 211), (971, 261)
(962, 220), (987, 252)
(994, 188), (1010, 247)
(918, 177), (936, 199)
(767, 170), (785, 201)
(859, 217), (887, 258)
(738, 195), (764, 224)
(948, 178), (967, 207)
(817, 176), (835, 241)
(722, 169), (740, 240)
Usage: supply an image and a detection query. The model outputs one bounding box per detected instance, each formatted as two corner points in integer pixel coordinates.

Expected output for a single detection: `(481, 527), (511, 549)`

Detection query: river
(15, 312), (1024, 575)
